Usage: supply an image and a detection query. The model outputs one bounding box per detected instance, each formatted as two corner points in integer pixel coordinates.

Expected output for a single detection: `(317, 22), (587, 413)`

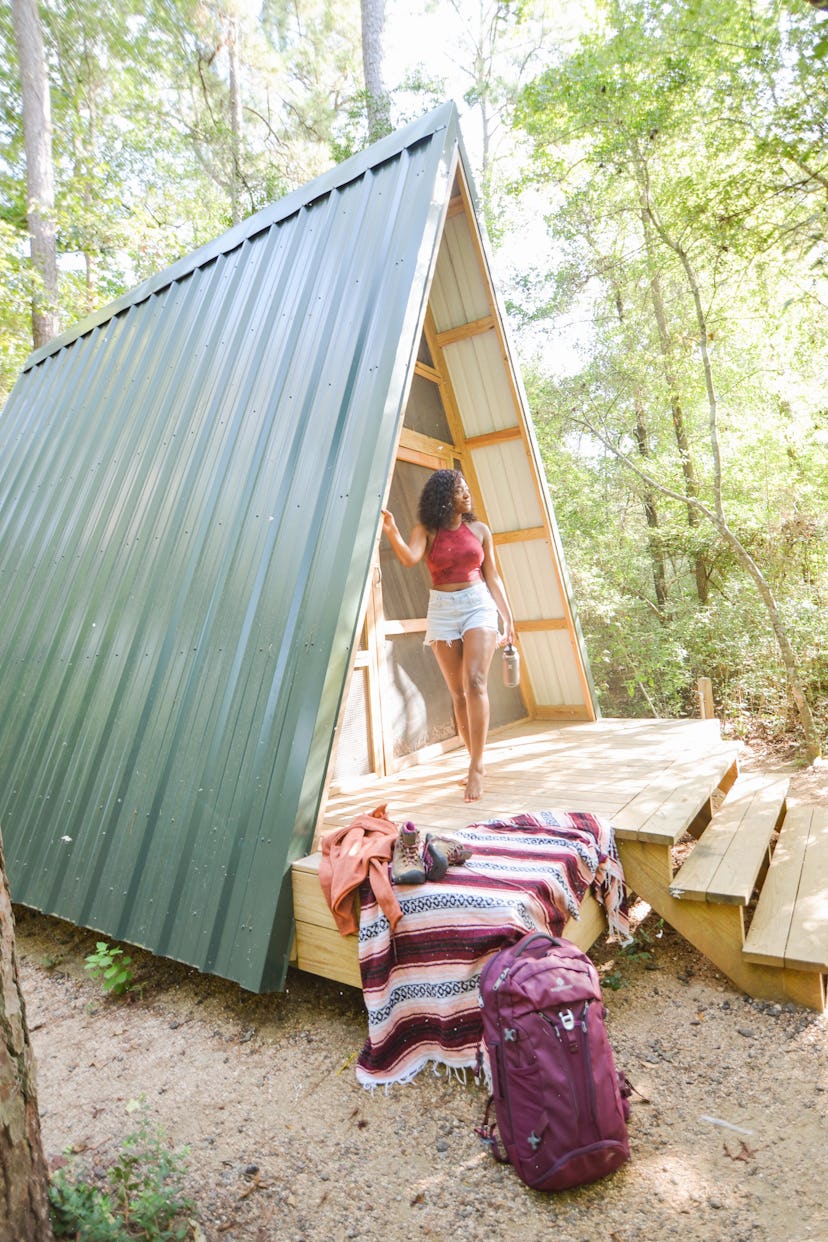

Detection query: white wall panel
(497, 541), (565, 620)
(521, 631), (587, 708)
(471, 441), (544, 532)
(429, 213), (490, 330)
(443, 335), (515, 436)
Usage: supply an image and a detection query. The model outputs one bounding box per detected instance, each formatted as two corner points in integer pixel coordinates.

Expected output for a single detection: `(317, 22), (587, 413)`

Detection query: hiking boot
(423, 834), (472, 882)
(391, 821), (426, 885)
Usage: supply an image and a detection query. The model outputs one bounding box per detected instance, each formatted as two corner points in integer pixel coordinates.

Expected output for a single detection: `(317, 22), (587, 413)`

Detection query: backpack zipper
(540, 1000), (598, 1132)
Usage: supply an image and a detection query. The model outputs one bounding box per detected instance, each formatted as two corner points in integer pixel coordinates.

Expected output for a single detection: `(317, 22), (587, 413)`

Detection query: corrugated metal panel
(497, 542), (566, 621)
(441, 336), (518, 436)
(471, 441), (546, 531)
(0, 105), (459, 992)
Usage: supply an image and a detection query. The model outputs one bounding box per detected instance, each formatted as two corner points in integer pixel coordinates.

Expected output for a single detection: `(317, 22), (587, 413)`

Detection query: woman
(382, 469), (515, 803)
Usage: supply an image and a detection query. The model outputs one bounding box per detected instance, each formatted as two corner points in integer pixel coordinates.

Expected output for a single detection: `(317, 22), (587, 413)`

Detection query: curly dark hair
(417, 469), (476, 531)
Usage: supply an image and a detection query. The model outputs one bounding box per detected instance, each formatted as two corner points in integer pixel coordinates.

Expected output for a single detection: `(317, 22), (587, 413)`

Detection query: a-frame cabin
(0, 105), (594, 995)
(3, 105), (824, 1009)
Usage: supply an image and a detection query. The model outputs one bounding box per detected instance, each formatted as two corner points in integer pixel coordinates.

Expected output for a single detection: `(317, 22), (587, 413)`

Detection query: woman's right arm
(381, 509), (428, 567)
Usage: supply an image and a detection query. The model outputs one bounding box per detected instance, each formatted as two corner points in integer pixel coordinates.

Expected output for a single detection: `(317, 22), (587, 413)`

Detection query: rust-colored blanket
(318, 805), (401, 936)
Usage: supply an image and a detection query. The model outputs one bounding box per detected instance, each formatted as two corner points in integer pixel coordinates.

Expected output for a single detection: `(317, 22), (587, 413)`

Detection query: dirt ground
(13, 743), (828, 1242)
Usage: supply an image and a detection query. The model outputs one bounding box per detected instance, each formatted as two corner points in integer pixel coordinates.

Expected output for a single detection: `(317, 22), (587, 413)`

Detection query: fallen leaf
(238, 1172), (267, 1200)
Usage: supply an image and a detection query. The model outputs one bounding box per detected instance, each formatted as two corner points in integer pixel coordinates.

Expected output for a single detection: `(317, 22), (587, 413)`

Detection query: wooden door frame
(375, 436), (457, 775)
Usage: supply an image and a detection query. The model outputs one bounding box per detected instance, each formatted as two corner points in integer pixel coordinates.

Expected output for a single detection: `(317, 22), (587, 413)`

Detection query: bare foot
(464, 766), (485, 802)
(457, 767), (486, 788)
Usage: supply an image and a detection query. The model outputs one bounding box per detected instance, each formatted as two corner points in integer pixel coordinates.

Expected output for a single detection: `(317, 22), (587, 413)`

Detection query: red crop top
(426, 522), (484, 587)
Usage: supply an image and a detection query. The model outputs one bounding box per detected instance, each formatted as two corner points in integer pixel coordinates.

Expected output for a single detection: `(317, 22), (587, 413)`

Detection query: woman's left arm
(478, 524), (515, 646)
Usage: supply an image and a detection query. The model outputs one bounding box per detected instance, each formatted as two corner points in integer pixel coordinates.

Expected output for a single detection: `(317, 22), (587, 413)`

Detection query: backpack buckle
(560, 1008), (575, 1031)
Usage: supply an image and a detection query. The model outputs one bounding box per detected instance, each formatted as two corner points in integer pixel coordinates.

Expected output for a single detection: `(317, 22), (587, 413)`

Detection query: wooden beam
(465, 426), (523, 450)
(434, 315), (495, 348)
(414, 360), (441, 384)
(515, 618), (569, 632)
(531, 705), (593, 720)
(493, 526), (547, 546)
(397, 426), (455, 462)
(383, 618), (427, 636)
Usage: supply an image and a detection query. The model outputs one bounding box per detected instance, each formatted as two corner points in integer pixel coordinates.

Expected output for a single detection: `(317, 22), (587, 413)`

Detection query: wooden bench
(669, 774), (789, 904)
(744, 804), (828, 975)
(290, 850), (608, 990)
(292, 852), (362, 988)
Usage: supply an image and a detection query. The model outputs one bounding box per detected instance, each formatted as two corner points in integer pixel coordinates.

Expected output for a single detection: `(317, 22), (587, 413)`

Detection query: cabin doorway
(329, 327), (526, 789)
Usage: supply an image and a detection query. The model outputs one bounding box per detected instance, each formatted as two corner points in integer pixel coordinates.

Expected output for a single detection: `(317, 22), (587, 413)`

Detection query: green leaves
(84, 940), (136, 996)
(50, 1100), (194, 1240)
(509, 0), (827, 755)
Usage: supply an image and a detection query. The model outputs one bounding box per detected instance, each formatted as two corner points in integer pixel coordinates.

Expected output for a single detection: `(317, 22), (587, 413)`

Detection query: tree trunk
(0, 831), (54, 1242)
(633, 396), (669, 614)
(227, 15), (243, 225)
(360, 0), (390, 142)
(667, 232), (822, 762)
(11, 0), (60, 349)
(637, 195), (709, 604)
(611, 279), (669, 615)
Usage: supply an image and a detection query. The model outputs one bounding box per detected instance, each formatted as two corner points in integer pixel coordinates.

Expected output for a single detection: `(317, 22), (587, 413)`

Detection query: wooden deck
(315, 717), (736, 843)
(293, 717), (828, 1011)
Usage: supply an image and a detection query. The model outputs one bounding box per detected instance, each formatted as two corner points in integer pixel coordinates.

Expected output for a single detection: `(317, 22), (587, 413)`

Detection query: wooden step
(743, 805), (828, 974)
(669, 774), (789, 905)
(612, 744), (740, 845)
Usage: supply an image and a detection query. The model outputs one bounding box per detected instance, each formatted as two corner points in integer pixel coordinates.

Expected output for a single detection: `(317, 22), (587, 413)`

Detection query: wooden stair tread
(743, 805), (828, 972)
(612, 745), (739, 845)
(669, 774), (789, 905)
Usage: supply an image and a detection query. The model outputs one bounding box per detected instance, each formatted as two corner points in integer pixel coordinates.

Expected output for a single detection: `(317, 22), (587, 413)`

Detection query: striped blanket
(355, 810), (629, 1089)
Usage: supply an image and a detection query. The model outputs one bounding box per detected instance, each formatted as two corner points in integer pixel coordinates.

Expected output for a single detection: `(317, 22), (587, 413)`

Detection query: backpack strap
(474, 1095), (510, 1164)
(507, 930), (562, 961)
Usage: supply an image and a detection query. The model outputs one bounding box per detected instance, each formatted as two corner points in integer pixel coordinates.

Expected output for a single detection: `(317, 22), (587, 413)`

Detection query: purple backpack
(476, 931), (631, 1191)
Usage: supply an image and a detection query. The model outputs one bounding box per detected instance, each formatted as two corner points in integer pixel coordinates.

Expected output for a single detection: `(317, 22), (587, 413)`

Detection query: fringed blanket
(355, 810), (629, 1089)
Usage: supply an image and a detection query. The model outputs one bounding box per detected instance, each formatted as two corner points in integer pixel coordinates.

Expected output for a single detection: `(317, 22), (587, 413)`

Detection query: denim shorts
(424, 581), (499, 645)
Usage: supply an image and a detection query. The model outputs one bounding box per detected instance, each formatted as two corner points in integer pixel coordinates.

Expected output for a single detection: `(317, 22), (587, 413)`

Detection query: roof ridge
(24, 102), (459, 372)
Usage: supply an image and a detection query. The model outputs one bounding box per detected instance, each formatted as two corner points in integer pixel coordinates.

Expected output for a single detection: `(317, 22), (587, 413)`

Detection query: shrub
(84, 941), (136, 997)
(49, 1103), (195, 1240)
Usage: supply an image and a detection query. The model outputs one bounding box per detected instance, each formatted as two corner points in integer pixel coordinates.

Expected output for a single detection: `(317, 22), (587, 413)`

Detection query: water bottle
(502, 643), (520, 688)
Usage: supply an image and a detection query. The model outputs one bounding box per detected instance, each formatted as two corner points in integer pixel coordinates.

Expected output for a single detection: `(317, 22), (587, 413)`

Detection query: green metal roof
(0, 104), (461, 991)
